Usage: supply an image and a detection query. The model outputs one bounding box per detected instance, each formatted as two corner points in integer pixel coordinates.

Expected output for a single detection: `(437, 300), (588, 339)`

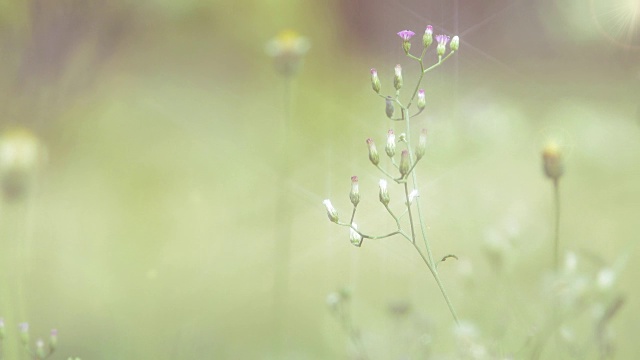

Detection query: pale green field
(0, 1), (639, 359)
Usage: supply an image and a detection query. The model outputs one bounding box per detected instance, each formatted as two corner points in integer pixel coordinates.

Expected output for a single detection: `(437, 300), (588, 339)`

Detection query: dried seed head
(542, 142), (564, 181)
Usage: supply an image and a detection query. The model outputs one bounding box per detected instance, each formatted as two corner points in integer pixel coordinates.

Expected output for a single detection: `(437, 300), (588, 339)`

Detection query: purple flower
(435, 34), (450, 46)
(397, 30), (415, 41)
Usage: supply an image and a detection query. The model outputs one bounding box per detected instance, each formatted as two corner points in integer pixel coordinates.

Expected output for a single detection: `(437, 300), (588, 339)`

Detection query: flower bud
(366, 138), (380, 166)
(349, 176), (360, 207)
(385, 130), (396, 158)
(36, 339), (46, 359)
(450, 35), (460, 51)
(370, 68), (381, 93)
(542, 142), (564, 181)
(18, 322), (29, 345)
(49, 329), (58, 352)
(417, 89), (426, 111)
(323, 199), (339, 223)
(399, 150), (410, 176)
(379, 179), (390, 206)
(416, 129), (427, 160)
(349, 223), (363, 247)
(423, 25), (433, 47)
(385, 97), (395, 118)
(0, 318), (5, 340)
(393, 64), (403, 91)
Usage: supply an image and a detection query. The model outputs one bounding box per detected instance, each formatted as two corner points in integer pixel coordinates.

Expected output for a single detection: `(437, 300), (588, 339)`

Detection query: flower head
(265, 30), (310, 77)
(397, 30), (415, 41)
(435, 34), (450, 56)
(435, 34), (450, 46)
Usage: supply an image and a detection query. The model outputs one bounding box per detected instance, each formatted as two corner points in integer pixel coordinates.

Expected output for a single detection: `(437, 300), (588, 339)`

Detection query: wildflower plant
(323, 27), (461, 324)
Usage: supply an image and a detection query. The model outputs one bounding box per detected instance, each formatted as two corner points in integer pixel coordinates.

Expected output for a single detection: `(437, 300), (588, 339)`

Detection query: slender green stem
(404, 182), (417, 244)
(411, 241), (460, 325)
(553, 179), (560, 272)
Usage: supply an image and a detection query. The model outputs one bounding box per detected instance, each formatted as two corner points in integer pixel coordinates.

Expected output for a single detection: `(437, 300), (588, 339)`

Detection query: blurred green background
(0, 0), (638, 358)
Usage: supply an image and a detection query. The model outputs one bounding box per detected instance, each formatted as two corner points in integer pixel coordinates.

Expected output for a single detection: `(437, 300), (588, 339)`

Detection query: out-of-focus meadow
(0, 0), (639, 359)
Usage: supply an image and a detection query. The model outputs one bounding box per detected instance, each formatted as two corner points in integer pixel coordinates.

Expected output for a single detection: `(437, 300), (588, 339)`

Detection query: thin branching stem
(553, 179), (560, 272)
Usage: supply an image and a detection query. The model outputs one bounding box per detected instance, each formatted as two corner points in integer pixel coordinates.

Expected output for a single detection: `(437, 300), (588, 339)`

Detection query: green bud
(417, 89), (426, 111)
(450, 36), (459, 51)
(385, 129), (396, 158)
(349, 223), (363, 247)
(366, 138), (380, 166)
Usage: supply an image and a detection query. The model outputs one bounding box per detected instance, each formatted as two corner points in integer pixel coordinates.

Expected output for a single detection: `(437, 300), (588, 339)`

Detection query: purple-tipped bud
(417, 89), (426, 110)
(423, 25), (433, 47)
(385, 97), (395, 118)
(379, 179), (390, 205)
(397, 30), (415, 54)
(49, 329), (58, 351)
(435, 34), (450, 56)
(393, 64), (403, 90)
(349, 223), (363, 247)
(399, 150), (410, 176)
(450, 35), (460, 51)
(18, 322), (29, 345)
(385, 130), (396, 158)
(323, 199), (339, 223)
(416, 129), (427, 160)
(370, 68), (381, 93)
(349, 176), (360, 207)
(366, 138), (380, 166)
